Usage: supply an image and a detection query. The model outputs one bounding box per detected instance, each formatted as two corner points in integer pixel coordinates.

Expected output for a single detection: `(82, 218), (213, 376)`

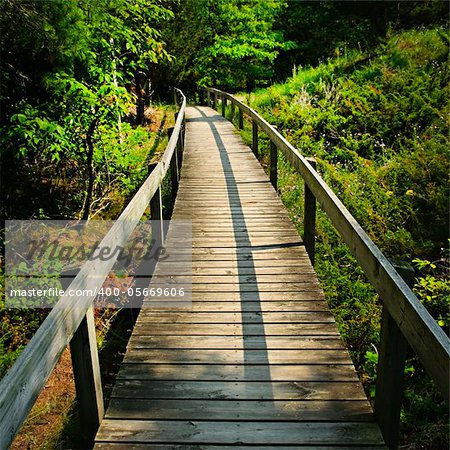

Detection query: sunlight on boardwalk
(94, 106), (385, 448)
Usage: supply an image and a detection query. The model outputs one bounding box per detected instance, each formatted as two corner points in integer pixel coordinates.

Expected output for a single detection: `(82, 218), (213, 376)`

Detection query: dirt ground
(11, 349), (76, 450)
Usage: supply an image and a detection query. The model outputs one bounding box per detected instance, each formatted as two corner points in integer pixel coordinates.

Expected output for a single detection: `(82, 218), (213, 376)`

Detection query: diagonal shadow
(191, 106), (274, 404)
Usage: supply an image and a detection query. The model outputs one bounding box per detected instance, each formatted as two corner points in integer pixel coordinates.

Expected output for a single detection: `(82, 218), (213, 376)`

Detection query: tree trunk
(135, 70), (145, 125)
(82, 118), (98, 220)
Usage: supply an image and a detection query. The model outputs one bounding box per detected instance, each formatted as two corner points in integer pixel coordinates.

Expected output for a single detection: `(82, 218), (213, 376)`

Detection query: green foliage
(274, 0), (449, 78)
(162, 0), (290, 91)
(413, 257), (450, 329)
(1, 0), (173, 219)
(249, 27), (449, 258)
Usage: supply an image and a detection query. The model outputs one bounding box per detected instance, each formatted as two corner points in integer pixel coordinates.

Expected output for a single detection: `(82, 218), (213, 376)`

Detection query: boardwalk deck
(94, 106), (386, 448)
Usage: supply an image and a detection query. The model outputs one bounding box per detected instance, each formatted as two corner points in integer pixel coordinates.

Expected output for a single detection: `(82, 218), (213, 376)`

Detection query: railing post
(174, 111), (184, 172)
(238, 108), (244, 130)
(270, 139), (278, 190)
(304, 157), (316, 265)
(149, 163), (164, 246)
(374, 307), (408, 449)
(252, 120), (258, 157)
(213, 92), (217, 111)
(69, 307), (104, 444)
(374, 265), (413, 449)
(221, 95), (227, 117)
(199, 89), (205, 106)
(230, 102), (235, 124)
(180, 114), (185, 167)
(168, 127), (178, 202)
(173, 87), (177, 106)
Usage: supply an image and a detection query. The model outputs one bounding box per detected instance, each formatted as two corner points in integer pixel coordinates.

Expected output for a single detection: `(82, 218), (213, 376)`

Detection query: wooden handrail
(0, 88), (186, 449)
(205, 86), (450, 448)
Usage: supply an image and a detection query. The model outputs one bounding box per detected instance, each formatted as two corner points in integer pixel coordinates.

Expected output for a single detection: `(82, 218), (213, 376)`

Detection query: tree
(1, 0), (172, 220)
(162, 0), (290, 92)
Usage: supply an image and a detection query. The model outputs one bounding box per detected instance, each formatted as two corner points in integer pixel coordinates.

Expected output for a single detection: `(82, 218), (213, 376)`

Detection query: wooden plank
(95, 420), (385, 445)
(105, 398), (374, 422)
(144, 292), (325, 301)
(126, 336), (343, 349)
(111, 380), (366, 400)
(137, 311), (334, 323)
(163, 246), (307, 255)
(146, 284), (322, 293)
(140, 301), (329, 312)
(117, 363), (359, 382)
(123, 349), (350, 364)
(151, 275), (318, 285)
(163, 259), (314, 276)
(132, 323), (339, 336)
(95, 444), (386, 450)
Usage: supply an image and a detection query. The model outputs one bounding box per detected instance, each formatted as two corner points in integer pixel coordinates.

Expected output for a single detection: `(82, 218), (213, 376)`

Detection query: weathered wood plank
(105, 398), (374, 422)
(132, 323), (339, 336)
(111, 380), (366, 400)
(95, 445), (386, 450)
(145, 283), (322, 293)
(143, 292), (325, 301)
(123, 349), (351, 364)
(126, 336), (343, 349)
(137, 311), (334, 323)
(96, 420), (385, 445)
(140, 301), (328, 312)
(117, 363), (359, 382)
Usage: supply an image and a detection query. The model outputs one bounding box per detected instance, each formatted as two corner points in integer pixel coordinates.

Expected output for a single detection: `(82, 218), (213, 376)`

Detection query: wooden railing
(204, 87), (450, 449)
(0, 88), (186, 449)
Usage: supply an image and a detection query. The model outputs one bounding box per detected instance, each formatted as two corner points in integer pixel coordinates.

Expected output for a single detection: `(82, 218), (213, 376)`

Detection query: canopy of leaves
(161, 0), (291, 91)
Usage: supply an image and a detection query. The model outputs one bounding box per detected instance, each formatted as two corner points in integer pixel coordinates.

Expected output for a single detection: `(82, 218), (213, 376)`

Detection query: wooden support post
(375, 307), (408, 449)
(168, 127), (178, 202)
(221, 96), (227, 117)
(170, 155), (178, 203)
(239, 108), (244, 129)
(206, 90), (211, 107)
(374, 262), (413, 450)
(304, 157), (316, 265)
(270, 140), (278, 190)
(180, 116), (185, 166)
(213, 93), (217, 111)
(149, 164), (164, 246)
(69, 307), (104, 444)
(230, 103), (235, 124)
(252, 120), (258, 157)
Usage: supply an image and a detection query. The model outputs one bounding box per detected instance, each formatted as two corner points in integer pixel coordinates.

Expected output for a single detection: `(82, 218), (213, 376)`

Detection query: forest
(0, 0), (449, 448)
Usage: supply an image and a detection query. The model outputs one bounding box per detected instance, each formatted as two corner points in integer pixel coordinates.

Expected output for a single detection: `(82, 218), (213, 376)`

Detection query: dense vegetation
(0, 0), (448, 448)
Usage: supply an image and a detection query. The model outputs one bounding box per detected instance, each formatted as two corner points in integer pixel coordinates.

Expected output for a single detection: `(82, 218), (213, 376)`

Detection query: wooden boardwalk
(94, 106), (385, 448)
